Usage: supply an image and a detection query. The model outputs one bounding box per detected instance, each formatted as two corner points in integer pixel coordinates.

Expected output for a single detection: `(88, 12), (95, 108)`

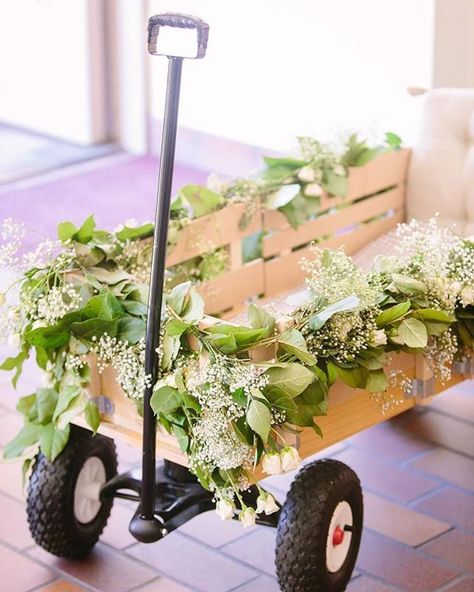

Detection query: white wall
(148, 0), (435, 151)
(0, 0), (107, 144)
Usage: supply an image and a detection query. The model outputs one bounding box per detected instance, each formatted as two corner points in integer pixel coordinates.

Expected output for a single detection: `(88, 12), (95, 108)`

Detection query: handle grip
(148, 13), (209, 59)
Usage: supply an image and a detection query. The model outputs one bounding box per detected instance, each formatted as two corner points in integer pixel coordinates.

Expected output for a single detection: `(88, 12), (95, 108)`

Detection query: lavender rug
(0, 155), (208, 238)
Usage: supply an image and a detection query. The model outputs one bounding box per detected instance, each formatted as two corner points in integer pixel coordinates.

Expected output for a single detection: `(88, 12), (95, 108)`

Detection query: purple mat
(0, 155), (208, 238)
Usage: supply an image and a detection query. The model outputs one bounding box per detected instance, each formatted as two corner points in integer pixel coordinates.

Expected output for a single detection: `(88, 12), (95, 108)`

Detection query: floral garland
(1, 209), (473, 525)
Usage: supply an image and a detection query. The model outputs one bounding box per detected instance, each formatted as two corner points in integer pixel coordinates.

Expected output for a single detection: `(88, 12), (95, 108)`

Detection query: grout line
(225, 574), (264, 592)
(414, 525), (455, 549)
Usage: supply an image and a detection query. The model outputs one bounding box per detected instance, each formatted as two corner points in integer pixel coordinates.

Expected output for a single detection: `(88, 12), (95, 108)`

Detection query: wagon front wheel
(27, 424), (117, 558)
(276, 459), (363, 592)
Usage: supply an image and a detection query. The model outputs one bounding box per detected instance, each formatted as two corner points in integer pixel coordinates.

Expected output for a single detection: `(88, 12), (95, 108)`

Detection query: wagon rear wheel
(27, 424), (117, 558)
(275, 459), (363, 592)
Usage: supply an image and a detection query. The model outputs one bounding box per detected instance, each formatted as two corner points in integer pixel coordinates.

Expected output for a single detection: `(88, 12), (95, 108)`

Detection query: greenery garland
(1, 134), (473, 525)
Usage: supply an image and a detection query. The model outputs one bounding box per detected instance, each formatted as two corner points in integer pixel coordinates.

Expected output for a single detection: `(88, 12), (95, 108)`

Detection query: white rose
(304, 183), (323, 197)
(297, 166), (316, 183)
(281, 447), (301, 472)
(256, 492), (280, 515)
(7, 334), (21, 348)
(216, 499), (234, 521)
(372, 329), (387, 346)
(262, 452), (282, 475)
(333, 164), (346, 176)
(239, 507), (256, 527)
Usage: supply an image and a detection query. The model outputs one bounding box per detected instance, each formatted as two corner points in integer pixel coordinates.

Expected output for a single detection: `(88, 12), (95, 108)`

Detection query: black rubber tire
(26, 424), (117, 558)
(275, 459), (363, 592)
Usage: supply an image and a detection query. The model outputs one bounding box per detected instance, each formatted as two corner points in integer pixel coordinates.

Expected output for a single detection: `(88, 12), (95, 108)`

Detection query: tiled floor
(0, 356), (472, 592)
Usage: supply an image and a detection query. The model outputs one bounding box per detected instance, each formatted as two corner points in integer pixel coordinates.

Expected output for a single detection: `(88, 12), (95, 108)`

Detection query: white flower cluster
(262, 447), (301, 475)
(35, 284), (82, 325)
(425, 328), (459, 382)
(115, 238), (153, 284)
(91, 334), (151, 399)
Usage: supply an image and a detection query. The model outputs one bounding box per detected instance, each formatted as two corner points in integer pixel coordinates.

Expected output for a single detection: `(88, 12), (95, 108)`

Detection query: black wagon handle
(148, 13), (210, 59)
(129, 14), (209, 544)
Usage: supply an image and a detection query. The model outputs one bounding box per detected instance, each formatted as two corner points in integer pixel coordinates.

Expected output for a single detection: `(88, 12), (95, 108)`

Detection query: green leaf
(53, 386), (81, 422)
(172, 425), (189, 453)
(35, 346), (49, 370)
(353, 147), (379, 166)
(166, 319), (189, 336)
(16, 393), (37, 417)
(232, 387), (248, 408)
(242, 232), (263, 263)
(335, 365), (366, 389)
(326, 360), (338, 386)
(206, 325), (267, 353)
(246, 399), (272, 443)
(39, 423), (70, 461)
(71, 318), (119, 340)
(248, 304), (275, 337)
(178, 185), (224, 218)
(3, 423), (39, 459)
(412, 309), (455, 323)
(151, 386), (181, 416)
(122, 300), (148, 316)
(181, 286), (204, 323)
(0, 349), (28, 388)
(88, 267), (132, 285)
(82, 292), (123, 320)
(278, 329), (316, 365)
(309, 295), (360, 331)
(424, 321), (451, 337)
(117, 317), (146, 344)
(74, 215), (96, 243)
(84, 400), (101, 433)
(57, 220), (77, 242)
(297, 381), (328, 414)
(263, 156), (307, 169)
(167, 282), (192, 316)
(265, 363), (315, 398)
(366, 369), (388, 393)
(36, 388), (58, 424)
(398, 318), (428, 348)
(322, 170), (348, 196)
(385, 132), (402, 150)
(55, 393), (87, 430)
(391, 274), (427, 294)
(115, 222), (154, 241)
(376, 300), (411, 327)
(161, 333), (181, 370)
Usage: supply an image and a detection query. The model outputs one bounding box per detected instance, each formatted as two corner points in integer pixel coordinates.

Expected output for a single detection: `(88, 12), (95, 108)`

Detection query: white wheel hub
(326, 501), (353, 573)
(74, 456), (106, 524)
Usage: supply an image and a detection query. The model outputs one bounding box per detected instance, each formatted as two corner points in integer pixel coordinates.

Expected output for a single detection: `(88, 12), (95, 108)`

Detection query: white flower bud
(372, 329), (387, 346)
(460, 286), (474, 306)
(297, 166), (316, 183)
(333, 164), (346, 176)
(262, 452), (282, 475)
(304, 183), (323, 197)
(239, 506), (256, 527)
(8, 334), (21, 348)
(281, 447), (301, 472)
(256, 492), (280, 515)
(216, 499), (234, 521)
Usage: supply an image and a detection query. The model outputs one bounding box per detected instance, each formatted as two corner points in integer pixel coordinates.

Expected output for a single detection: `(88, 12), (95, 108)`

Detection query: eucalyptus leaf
(248, 304), (275, 337)
(391, 274), (427, 294)
(246, 399), (272, 443)
(117, 317), (146, 344)
(266, 184), (301, 210)
(36, 388), (58, 424)
(278, 329), (317, 365)
(178, 185), (224, 218)
(84, 400), (101, 433)
(376, 300), (411, 327)
(398, 318), (428, 348)
(309, 295), (360, 331)
(3, 423), (40, 459)
(172, 425), (189, 453)
(39, 422), (70, 461)
(151, 386), (181, 416)
(365, 369), (388, 393)
(264, 363), (315, 398)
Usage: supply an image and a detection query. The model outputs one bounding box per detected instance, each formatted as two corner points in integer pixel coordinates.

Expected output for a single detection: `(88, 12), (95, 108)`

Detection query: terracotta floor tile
(0, 452), (25, 500)
(29, 542), (157, 592)
(0, 492), (33, 549)
(429, 386), (474, 423)
(126, 531), (256, 592)
(133, 578), (195, 592)
(421, 529), (474, 573)
(410, 448), (474, 491)
(347, 421), (432, 462)
(233, 575), (280, 591)
(356, 530), (458, 592)
(100, 501), (136, 550)
(414, 488), (474, 533)
(222, 528), (277, 577)
(0, 543), (54, 592)
(34, 580), (90, 592)
(0, 412), (23, 448)
(445, 577), (474, 591)
(364, 491), (451, 546)
(334, 447), (440, 503)
(347, 575), (398, 591)
(179, 510), (250, 548)
(400, 409), (474, 457)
